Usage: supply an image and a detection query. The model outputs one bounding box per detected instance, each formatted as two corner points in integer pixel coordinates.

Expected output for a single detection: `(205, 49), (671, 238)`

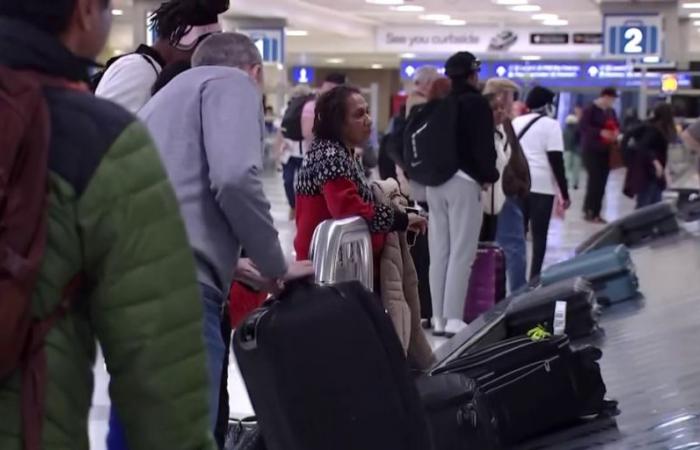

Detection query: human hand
(653, 160), (664, 179)
(600, 130), (616, 142)
(562, 198), (572, 210)
(481, 183), (492, 192)
(408, 213), (428, 235)
(234, 258), (266, 289)
(283, 260), (315, 283)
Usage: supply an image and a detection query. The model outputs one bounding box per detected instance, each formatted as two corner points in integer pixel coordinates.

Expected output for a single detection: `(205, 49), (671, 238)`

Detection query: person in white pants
(429, 52), (500, 337)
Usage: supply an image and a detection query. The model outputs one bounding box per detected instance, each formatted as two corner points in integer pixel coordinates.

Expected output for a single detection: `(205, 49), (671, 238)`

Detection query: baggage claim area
(91, 0), (700, 449)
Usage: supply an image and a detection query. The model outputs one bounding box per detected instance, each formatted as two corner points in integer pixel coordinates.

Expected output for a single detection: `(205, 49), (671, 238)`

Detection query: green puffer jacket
(0, 18), (216, 450)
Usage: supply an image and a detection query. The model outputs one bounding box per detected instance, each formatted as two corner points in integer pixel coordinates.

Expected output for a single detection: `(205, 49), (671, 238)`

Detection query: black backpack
(281, 94), (314, 141)
(90, 50), (160, 93)
(402, 97), (459, 187)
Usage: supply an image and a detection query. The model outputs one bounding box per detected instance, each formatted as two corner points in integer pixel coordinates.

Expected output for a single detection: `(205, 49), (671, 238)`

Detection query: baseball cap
(526, 86), (556, 110)
(445, 52), (481, 79)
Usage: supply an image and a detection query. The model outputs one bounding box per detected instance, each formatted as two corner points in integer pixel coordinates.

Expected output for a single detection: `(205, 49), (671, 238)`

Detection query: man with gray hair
(138, 32), (313, 444)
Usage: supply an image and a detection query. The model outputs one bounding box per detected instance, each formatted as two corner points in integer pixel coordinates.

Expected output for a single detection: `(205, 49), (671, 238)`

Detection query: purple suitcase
(464, 242), (506, 323)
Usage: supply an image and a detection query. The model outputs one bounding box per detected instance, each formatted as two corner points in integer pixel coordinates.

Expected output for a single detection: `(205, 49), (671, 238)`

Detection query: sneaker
(432, 318), (447, 337)
(592, 216), (608, 224)
(445, 319), (467, 338)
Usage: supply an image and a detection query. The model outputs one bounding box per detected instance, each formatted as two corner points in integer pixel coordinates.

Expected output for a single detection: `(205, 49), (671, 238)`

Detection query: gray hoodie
(139, 66), (287, 294)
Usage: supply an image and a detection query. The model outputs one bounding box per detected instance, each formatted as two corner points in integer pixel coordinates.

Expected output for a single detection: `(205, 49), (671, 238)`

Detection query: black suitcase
(576, 201), (679, 254)
(408, 229), (432, 320)
(506, 277), (600, 339)
(233, 281), (430, 450)
(677, 193), (700, 222)
(415, 373), (501, 450)
(433, 335), (611, 445)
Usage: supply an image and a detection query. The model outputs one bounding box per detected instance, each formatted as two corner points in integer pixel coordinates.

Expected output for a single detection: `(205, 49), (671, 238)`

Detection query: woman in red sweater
(294, 85), (427, 262)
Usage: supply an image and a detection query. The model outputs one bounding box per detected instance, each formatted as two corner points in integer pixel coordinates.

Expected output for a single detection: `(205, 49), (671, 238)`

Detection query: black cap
(445, 52), (481, 79)
(325, 72), (347, 85)
(600, 86), (619, 98)
(526, 86), (556, 110)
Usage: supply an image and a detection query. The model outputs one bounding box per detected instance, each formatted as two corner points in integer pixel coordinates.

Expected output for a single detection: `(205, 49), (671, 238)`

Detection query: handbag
(225, 417), (267, 450)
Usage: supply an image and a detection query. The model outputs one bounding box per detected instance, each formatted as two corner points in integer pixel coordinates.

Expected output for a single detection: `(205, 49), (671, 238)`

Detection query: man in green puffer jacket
(0, 1), (216, 450)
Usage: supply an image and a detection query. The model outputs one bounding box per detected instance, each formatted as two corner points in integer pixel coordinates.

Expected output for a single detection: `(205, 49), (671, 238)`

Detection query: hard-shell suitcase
(415, 373), (500, 450)
(233, 281), (430, 450)
(433, 335), (611, 445)
(540, 245), (639, 305)
(464, 242), (507, 323)
(576, 202), (679, 254)
(506, 277), (600, 339)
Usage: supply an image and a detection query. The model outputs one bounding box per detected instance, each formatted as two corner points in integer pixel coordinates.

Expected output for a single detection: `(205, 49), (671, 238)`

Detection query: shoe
(421, 319), (432, 330)
(445, 319), (467, 337)
(592, 216), (608, 224)
(288, 208), (296, 221)
(432, 318), (447, 337)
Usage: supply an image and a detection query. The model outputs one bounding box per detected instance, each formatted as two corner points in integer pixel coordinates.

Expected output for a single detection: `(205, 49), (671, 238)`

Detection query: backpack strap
(517, 114), (546, 141)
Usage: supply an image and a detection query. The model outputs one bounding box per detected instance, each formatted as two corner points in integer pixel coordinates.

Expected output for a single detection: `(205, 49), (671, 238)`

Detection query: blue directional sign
(604, 15), (662, 57)
(292, 66), (315, 84)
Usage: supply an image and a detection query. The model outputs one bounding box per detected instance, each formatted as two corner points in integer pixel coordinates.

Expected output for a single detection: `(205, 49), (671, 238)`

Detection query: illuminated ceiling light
(440, 19), (466, 26)
(111, 9), (124, 15)
(420, 14), (451, 21)
(366, 0), (404, 5)
(643, 56), (660, 63)
(682, 2), (700, 8)
(371, 64), (384, 69)
(532, 13), (558, 21)
(694, 20), (700, 25)
(510, 4), (541, 12)
(495, 0), (528, 4)
(285, 29), (309, 37)
(401, 52), (417, 58)
(542, 18), (569, 26)
(690, 12), (700, 17)
(391, 4), (425, 11)
(326, 58), (345, 64)
(521, 55), (542, 61)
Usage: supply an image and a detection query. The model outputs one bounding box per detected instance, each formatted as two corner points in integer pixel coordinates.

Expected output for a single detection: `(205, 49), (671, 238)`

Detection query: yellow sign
(661, 74), (679, 94)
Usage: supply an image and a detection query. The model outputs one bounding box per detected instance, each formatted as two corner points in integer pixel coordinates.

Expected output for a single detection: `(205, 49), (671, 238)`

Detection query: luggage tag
(553, 301), (567, 336)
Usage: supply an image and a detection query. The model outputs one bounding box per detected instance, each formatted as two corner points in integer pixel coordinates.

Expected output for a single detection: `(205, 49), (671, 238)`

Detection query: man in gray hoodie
(139, 32), (313, 438)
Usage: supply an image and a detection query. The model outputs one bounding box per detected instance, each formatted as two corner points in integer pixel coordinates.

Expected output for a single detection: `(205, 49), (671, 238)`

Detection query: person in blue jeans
(483, 78), (532, 293)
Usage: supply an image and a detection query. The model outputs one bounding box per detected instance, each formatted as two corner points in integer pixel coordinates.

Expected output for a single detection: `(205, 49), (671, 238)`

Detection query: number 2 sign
(604, 15), (662, 57)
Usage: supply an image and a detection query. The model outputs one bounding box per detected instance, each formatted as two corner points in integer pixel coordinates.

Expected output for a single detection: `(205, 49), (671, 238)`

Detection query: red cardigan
(294, 139), (407, 261)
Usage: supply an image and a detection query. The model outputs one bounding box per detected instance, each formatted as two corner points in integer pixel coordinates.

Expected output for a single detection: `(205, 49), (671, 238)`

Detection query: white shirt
(512, 113), (564, 196)
(95, 53), (161, 114)
(482, 126), (510, 215)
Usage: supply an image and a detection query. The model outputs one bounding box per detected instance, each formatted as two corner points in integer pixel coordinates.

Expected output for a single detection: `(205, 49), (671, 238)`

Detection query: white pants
(427, 175), (483, 320)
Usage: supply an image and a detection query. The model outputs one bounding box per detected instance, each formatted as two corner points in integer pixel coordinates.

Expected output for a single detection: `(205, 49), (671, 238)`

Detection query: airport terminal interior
(9, 0), (700, 449)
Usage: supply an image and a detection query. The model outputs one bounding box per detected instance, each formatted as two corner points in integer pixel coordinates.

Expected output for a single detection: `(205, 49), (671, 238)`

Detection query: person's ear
(74, 0), (96, 31)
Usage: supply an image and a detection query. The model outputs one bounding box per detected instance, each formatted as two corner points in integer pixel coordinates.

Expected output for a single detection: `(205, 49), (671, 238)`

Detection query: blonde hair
(483, 78), (520, 96)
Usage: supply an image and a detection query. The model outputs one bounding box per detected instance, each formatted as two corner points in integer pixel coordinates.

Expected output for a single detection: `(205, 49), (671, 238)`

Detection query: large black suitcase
(576, 201), (679, 254)
(433, 335), (611, 445)
(233, 281), (430, 450)
(415, 373), (500, 450)
(506, 277), (600, 339)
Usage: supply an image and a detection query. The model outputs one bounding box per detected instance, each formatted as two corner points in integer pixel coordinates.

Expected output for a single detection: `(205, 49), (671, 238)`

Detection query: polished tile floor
(88, 165), (696, 449)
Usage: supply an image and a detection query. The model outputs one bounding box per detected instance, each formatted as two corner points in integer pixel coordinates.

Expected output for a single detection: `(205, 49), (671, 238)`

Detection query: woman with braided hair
(95, 0), (228, 113)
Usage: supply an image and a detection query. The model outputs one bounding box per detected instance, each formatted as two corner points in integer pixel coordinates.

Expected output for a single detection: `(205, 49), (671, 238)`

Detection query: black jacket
(451, 80), (499, 184)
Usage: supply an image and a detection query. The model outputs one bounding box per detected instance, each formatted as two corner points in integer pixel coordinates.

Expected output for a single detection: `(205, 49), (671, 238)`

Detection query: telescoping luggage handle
(309, 216), (374, 291)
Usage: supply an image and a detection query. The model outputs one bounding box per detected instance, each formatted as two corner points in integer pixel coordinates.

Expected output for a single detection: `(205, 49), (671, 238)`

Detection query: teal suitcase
(539, 245), (640, 305)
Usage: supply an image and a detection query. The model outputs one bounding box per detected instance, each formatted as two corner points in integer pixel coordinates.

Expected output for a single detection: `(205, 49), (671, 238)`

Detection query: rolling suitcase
(464, 242), (507, 323)
(506, 277), (600, 339)
(233, 281), (430, 450)
(433, 335), (612, 445)
(576, 202), (679, 254)
(415, 373), (500, 450)
(540, 245), (639, 305)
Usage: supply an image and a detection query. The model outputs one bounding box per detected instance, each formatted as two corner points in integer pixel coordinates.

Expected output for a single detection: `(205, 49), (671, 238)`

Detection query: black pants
(583, 151), (610, 218)
(522, 193), (554, 280)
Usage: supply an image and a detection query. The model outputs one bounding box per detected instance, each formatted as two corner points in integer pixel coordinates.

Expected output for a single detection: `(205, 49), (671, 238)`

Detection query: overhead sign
(531, 33), (569, 45)
(604, 15), (662, 57)
(400, 58), (691, 89)
(573, 33), (603, 45)
(377, 26), (601, 55)
(292, 66), (315, 84)
(238, 29), (285, 64)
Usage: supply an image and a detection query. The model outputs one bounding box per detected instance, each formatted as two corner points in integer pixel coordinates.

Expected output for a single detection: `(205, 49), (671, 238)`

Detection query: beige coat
(372, 179), (435, 370)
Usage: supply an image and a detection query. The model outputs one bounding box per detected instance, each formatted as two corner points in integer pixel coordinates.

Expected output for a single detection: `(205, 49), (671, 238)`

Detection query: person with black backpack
(405, 52), (499, 337)
(94, 0), (227, 113)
